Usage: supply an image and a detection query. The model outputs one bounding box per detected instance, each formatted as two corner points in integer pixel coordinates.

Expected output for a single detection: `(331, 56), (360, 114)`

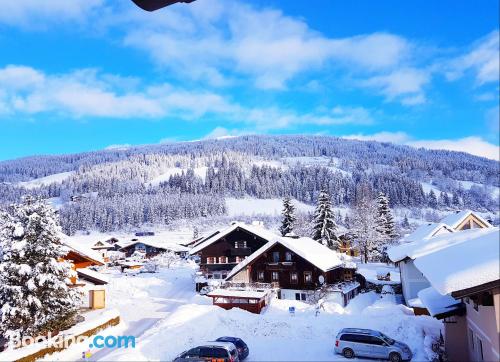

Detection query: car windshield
(379, 333), (395, 345)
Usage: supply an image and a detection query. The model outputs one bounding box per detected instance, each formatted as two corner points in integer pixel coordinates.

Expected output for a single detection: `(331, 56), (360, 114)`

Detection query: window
(206, 257), (216, 264)
(295, 293), (301, 301)
(213, 273), (221, 279)
(290, 272), (298, 283)
(304, 271), (312, 283)
(272, 252), (280, 262)
(219, 256), (228, 264)
(235, 256), (244, 263)
(294, 293), (306, 300)
(272, 271), (279, 281)
(257, 271), (264, 280)
(234, 241), (247, 248)
(285, 252), (292, 261)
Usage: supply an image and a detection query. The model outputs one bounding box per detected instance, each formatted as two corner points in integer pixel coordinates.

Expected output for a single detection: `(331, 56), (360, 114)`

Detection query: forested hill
(0, 135), (498, 233)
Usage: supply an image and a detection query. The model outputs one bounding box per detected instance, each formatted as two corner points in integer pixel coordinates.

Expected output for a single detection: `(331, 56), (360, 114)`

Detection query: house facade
(189, 222), (275, 284)
(390, 210), (494, 309)
(120, 240), (189, 258)
(62, 237), (108, 310)
(412, 228), (499, 362)
(226, 236), (358, 306)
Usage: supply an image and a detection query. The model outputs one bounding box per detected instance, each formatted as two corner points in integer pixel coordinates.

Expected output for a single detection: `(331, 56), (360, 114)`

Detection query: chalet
(414, 229), (499, 362)
(439, 209), (493, 231)
(225, 236), (359, 306)
(119, 239), (189, 258)
(390, 210), (494, 310)
(62, 237), (108, 310)
(91, 240), (115, 262)
(338, 232), (359, 257)
(207, 288), (273, 314)
(189, 222), (278, 287)
(389, 226), (498, 312)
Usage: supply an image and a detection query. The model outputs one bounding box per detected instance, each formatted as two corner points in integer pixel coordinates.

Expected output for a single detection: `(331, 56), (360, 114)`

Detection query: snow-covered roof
(119, 239), (189, 253)
(418, 286), (463, 319)
(226, 236), (344, 280)
(61, 235), (105, 265)
(189, 222), (280, 255)
(414, 227), (499, 295)
(77, 268), (109, 285)
(207, 288), (269, 299)
(388, 227), (493, 263)
(401, 223), (454, 243)
(91, 240), (114, 249)
(439, 209), (492, 230)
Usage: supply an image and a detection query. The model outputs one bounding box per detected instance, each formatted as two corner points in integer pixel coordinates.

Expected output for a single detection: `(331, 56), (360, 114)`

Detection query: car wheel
(389, 352), (402, 362)
(343, 348), (354, 359)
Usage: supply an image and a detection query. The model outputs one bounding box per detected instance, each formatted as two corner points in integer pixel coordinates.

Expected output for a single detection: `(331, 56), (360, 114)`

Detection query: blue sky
(0, 0), (498, 160)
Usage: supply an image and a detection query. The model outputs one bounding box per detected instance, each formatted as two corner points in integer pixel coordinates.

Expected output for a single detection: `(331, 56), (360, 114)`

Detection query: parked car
(216, 337), (249, 360)
(173, 341), (239, 362)
(334, 328), (412, 362)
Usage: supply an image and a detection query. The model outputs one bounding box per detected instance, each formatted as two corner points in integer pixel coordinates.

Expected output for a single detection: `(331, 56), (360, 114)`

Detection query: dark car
(216, 337), (249, 360)
(173, 342), (239, 362)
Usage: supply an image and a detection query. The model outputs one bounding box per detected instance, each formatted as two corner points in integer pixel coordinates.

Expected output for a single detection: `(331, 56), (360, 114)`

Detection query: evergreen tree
(0, 197), (81, 341)
(375, 192), (398, 240)
(401, 214), (410, 229)
(279, 196), (296, 236)
(351, 183), (379, 263)
(428, 190), (438, 208)
(311, 190), (339, 249)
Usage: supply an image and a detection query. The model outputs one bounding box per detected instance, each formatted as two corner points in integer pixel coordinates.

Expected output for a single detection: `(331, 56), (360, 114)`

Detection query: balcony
(230, 247), (252, 256)
(266, 261), (295, 271)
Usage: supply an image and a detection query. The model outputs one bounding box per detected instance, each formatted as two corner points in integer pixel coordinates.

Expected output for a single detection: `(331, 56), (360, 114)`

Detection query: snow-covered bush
(152, 251), (181, 269)
(0, 197), (82, 343)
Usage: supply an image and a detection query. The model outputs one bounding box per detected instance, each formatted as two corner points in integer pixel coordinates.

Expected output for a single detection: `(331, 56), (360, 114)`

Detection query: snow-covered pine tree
(401, 214), (410, 229)
(375, 192), (397, 240)
(375, 192), (398, 262)
(0, 197), (81, 342)
(311, 190), (339, 250)
(279, 196), (296, 236)
(351, 182), (379, 263)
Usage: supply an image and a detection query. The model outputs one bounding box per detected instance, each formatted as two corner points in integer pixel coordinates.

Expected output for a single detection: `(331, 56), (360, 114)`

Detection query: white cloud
(0, 0), (103, 28)
(361, 68), (429, 104)
(0, 65), (237, 119)
(0, 64), (372, 131)
(342, 131), (410, 144)
(203, 126), (242, 140)
(117, 0), (413, 91)
(342, 131), (499, 161)
(446, 30), (499, 85)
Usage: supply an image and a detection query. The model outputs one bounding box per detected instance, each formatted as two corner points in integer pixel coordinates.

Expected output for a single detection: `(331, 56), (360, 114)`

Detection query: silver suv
(173, 341), (239, 362)
(335, 328), (412, 362)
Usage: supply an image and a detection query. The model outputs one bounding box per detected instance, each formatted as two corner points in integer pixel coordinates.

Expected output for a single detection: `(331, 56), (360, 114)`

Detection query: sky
(0, 0), (498, 161)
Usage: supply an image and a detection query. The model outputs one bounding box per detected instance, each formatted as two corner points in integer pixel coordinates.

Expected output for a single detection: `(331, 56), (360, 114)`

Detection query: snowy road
(88, 266), (199, 361)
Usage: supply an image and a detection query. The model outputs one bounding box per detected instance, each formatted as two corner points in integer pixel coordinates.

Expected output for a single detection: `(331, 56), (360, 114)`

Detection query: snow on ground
(458, 180), (500, 199)
(17, 171), (75, 189)
(225, 198), (314, 217)
(44, 261), (441, 362)
(356, 262), (401, 285)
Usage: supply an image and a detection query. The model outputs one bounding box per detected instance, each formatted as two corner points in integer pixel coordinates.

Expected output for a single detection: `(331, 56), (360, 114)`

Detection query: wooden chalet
(189, 222), (277, 289)
(91, 240), (115, 262)
(439, 210), (493, 231)
(225, 235), (359, 306)
(62, 237), (108, 310)
(207, 288), (272, 314)
(119, 239), (189, 258)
